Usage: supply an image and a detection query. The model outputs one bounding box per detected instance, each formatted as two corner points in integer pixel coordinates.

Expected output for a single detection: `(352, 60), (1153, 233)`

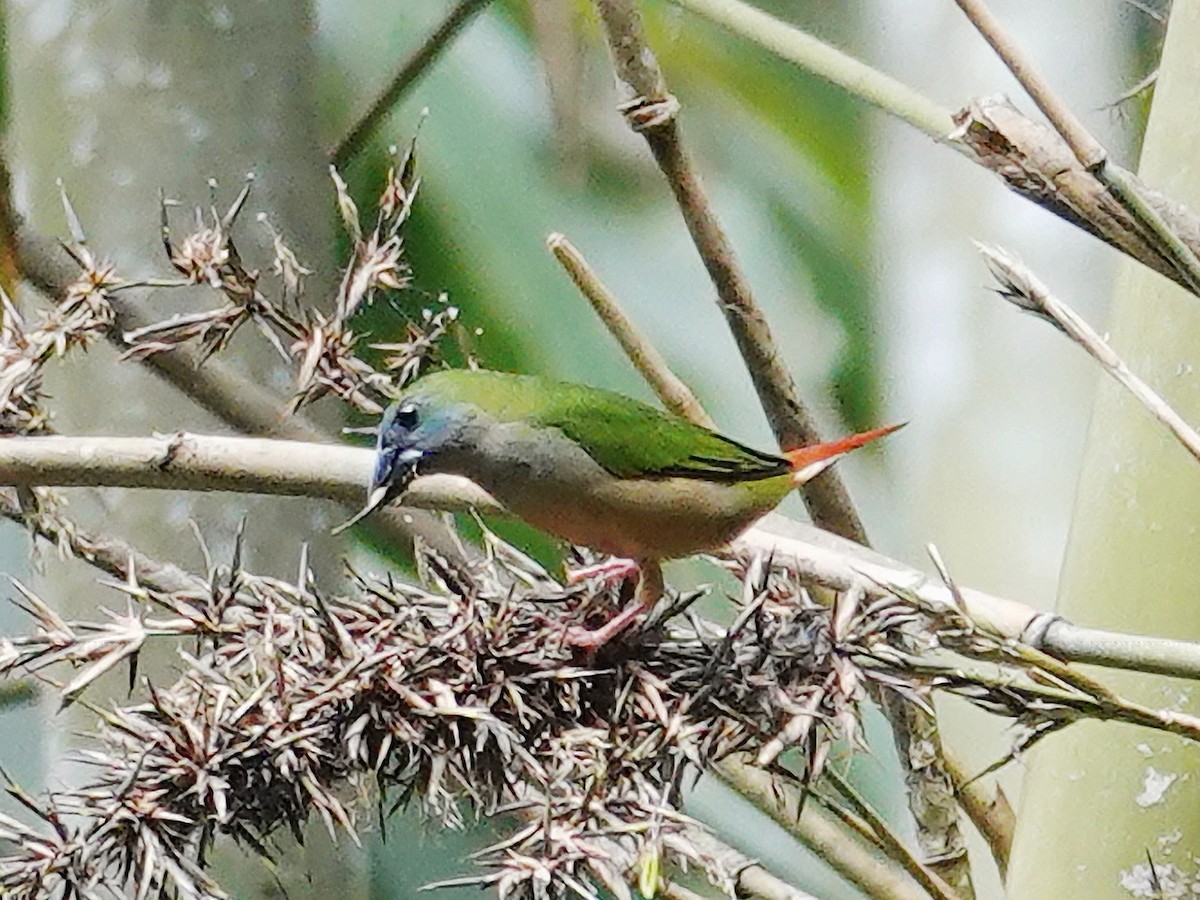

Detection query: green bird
(358, 368), (901, 647)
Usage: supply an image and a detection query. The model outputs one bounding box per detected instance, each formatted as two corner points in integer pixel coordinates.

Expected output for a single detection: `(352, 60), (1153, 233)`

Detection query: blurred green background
(0, 1), (1162, 897)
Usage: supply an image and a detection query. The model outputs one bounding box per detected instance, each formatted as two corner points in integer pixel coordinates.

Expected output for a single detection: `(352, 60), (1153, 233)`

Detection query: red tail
(783, 423), (905, 485)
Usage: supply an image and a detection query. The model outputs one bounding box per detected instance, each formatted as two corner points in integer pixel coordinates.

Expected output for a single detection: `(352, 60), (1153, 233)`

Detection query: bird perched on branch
(356, 368), (902, 647)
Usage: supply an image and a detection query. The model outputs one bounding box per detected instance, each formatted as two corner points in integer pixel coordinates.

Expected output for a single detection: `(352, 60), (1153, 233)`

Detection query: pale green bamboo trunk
(1006, 3), (1200, 895)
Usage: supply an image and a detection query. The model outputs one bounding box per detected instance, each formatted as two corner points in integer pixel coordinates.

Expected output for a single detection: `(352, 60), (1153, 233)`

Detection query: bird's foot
(564, 599), (647, 650)
(566, 556), (639, 586)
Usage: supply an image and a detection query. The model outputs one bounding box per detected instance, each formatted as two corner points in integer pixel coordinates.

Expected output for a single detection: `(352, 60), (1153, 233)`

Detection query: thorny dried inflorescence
(0, 534), (889, 900)
(4, 141), (454, 440)
(125, 143), (456, 414)
(0, 232), (119, 436)
(1, 525), (1163, 900)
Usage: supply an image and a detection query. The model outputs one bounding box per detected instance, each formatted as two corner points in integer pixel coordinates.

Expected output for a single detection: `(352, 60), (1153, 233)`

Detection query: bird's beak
(331, 447), (424, 535)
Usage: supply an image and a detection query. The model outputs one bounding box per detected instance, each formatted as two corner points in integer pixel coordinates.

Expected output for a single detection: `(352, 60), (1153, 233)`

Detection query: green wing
(457, 371), (788, 482)
(415, 369), (789, 481)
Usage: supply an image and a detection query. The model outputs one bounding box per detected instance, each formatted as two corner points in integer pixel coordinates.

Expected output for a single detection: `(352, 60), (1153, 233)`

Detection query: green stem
(668, 0), (955, 141)
(330, 0), (495, 168)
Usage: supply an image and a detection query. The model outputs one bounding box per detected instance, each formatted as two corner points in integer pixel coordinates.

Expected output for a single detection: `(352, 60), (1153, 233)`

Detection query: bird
(354, 368), (902, 648)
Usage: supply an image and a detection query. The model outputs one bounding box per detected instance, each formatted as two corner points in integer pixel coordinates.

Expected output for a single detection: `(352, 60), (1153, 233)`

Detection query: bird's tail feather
(784, 423), (905, 486)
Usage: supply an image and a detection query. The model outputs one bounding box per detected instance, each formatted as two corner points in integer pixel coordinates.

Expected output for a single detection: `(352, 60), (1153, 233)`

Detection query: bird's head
(333, 377), (487, 537)
(367, 389), (475, 511)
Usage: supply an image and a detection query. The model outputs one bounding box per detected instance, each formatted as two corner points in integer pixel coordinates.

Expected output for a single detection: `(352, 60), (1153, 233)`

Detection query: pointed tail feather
(784, 422), (905, 486)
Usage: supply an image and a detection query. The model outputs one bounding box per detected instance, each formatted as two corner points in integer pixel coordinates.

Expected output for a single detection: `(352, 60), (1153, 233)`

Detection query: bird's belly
(497, 474), (773, 560)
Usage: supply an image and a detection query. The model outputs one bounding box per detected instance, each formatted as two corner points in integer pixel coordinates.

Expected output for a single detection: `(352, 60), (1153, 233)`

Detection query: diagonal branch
(590, 0), (867, 545)
(670, 0), (1200, 298)
(977, 243), (1200, 465)
(584, 8), (970, 882)
(951, 0), (1200, 295)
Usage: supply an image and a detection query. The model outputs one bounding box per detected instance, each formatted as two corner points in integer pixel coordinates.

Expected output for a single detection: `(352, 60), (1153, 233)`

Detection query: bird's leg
(565, 556), (639, 586)
(565, 560), (664, 650)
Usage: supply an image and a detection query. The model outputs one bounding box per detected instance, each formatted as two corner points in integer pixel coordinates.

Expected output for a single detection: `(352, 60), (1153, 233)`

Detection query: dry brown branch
(589, 0), (865, 544)
(716, 761), (930, 900)
(587, 1), (967, 886)
(821, 768), (961, 900)
(949, 96), (1182, 284)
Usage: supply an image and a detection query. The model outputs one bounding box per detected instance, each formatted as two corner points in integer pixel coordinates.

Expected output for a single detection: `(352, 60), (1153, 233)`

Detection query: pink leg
(566, 556), (639, 586)
(565, 560), (664, 650)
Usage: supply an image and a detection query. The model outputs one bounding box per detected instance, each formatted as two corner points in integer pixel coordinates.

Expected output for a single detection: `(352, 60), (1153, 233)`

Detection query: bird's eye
(393, 404), (419, 430)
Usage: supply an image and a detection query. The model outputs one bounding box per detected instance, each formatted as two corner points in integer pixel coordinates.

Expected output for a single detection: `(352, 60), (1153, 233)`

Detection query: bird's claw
(563, 599), (648, 650)
(566, 557), (639, 586)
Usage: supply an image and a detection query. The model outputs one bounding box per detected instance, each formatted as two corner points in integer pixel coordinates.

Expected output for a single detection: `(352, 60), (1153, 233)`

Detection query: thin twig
(977, 243), (1200, 466)
(591, 0), (867, 544)
(546, 233), (716, 428)
(329, 0), (495, 169)
(952, 0), (1200, 294)
(822, 769), (962, 900)
(715, 760), (929, 900)
(668, 0), (955, 143)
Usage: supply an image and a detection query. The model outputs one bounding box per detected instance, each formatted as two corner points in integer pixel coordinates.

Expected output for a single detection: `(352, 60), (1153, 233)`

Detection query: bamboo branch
(743, 513), (1200, 679)
(668, 0), (1200, 298)
(977, 243), (1200, 466)
(590, 0), (866, 544)
(7, 433), (1200, 682)
(668, 0), (955, 143)
(329, 0), (495, 169)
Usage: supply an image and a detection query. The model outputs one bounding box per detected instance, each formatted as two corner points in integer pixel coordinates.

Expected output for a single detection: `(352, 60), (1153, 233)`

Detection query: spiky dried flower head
(0, 531), (905, 900)
(0, 188), (121, 436)
(117, 140), (443, 416)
